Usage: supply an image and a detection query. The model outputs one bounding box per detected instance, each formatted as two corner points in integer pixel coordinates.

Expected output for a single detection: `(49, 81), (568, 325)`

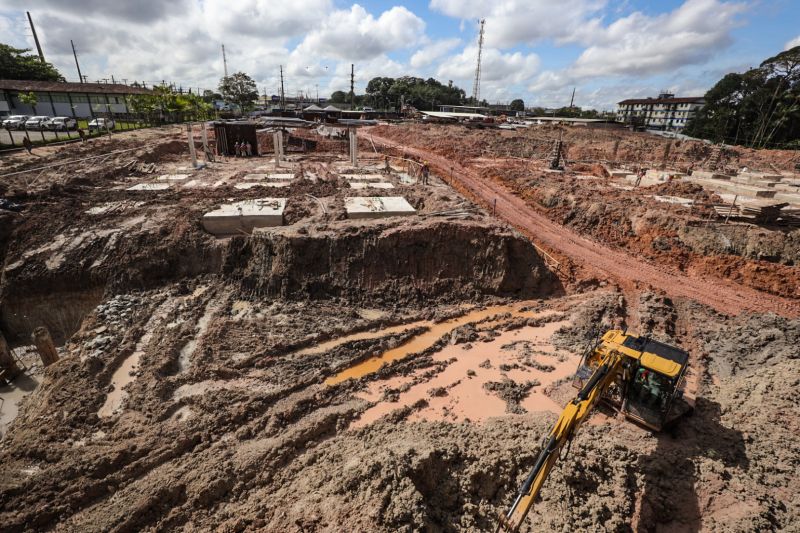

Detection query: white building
(0, 80), (152, 119)
(616, 92), (704, 131)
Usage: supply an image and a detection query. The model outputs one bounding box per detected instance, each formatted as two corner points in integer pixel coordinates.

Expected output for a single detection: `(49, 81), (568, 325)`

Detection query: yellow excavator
(496, 329), (692, 532)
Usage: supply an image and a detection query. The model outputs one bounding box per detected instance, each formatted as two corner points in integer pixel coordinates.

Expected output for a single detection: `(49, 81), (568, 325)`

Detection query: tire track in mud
(368, 132), (800, 318)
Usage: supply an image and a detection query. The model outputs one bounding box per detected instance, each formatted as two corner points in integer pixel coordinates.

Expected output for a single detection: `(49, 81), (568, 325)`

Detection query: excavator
(496, 329), (693, 532)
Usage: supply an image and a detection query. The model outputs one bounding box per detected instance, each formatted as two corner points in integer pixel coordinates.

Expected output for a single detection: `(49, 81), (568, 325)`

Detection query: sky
(1, 0), (799, 110)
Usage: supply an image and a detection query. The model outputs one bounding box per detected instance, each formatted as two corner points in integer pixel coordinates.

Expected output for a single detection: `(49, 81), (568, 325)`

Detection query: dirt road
(369, 131), (800, 318)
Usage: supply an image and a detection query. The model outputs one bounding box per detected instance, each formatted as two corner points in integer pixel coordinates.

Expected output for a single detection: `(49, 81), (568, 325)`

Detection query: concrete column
(349, 128), (358, 167)
(0, 331), (21, 380)
(273, 131), (283, 167)
(187, 123), (198, 168)
(200, 122), (210, 159)
(32, 327), (59, 367)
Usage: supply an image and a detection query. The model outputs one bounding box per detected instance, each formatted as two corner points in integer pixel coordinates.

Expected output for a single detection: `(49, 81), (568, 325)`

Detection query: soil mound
(227, 220), (555, 303)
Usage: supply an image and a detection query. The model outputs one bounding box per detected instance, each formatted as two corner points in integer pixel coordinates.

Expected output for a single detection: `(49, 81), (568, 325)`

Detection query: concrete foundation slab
(234, 182), (264, 189)
(691, 170), (731, 180)
(202, 198), (286, 235)
(345, 196), (416, 219)
(127, 183), (171, 192)
(157, 174), (191, 181)
(350, 182), (395, 189)
(342, 174), (384, 181)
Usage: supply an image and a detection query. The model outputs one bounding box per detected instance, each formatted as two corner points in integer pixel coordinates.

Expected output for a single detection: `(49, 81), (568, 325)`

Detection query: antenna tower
(222, 44), (228, 77)
(471, 19), (485, 103)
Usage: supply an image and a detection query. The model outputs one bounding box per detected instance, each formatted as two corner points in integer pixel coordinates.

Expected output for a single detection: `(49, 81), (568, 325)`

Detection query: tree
(0, 44), (64, 81)
(218, 72), (258, 113)
(510, 99), (525, 112)
(330, 90), (347, 103)
(363, 75), (466, 111)
(18, 91), (37, 114)
(685, 46), (800, 148)
(202, 89), (222, 103)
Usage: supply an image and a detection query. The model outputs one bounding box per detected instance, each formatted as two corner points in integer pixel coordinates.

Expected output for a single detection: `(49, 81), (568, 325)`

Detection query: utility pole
(279, 65), (285, 111)
(26, 11), (45, 63)
(350, 64), (355, 106)
(222, 44), (228, 77)
(569, 87), (576, 109)
(71, 40), (83, 83)
(471, 19), (485, 103)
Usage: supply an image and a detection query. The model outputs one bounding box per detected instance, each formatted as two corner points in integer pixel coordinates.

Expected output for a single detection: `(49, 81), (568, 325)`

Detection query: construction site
(0, 116), (797, 532)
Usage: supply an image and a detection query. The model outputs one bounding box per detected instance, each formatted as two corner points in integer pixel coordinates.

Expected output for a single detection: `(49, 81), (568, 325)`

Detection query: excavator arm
(496, 345), (626, 532)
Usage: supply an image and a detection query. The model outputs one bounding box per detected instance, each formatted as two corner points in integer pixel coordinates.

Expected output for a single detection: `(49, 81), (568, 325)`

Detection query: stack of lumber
(712, 200), (789, 223)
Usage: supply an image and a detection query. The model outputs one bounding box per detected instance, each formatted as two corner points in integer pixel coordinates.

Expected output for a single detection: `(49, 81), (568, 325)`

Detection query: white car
(88, 117), (115, 130)
(24, 116), (50, 130)
(45, 117), (78, 131)
(2, 115), (29, 129)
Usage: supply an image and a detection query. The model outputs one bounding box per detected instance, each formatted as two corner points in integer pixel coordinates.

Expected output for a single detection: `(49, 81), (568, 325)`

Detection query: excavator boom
(496, 344), (625, 532)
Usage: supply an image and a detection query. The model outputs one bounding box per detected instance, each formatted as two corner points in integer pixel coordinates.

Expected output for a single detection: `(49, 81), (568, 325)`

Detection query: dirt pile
(227, 219), (554, 304)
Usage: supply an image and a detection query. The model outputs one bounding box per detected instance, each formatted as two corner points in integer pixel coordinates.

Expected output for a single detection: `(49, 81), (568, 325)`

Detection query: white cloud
(293, 5), (425, 62)
(430, 0), (607, 48)
(437, 46), (540, 84)
(786, 35), (800, 50)
(530, 0), (744, 98)
(410, 38), (461, 69)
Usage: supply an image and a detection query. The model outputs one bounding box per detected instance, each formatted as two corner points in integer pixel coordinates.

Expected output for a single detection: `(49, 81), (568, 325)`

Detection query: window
(51, 93), (70, 103)
(72, 94), (89, 103)
(90, 95), (105, 104)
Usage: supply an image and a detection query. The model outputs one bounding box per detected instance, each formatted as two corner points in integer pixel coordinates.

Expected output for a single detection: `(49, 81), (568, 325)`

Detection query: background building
(0, 80), (152, 118)
(616, 92), (704, 131)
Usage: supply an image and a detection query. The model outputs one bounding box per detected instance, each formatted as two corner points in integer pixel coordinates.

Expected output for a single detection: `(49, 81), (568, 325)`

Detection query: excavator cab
(574, 331), (692, 431)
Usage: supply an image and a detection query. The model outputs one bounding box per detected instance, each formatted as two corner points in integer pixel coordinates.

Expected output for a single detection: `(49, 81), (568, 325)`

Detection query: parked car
(24, 116), (50, 130)
(45, 117), (78, 131)
(2, 115), (29, 129)
(88, 118), (115, 130)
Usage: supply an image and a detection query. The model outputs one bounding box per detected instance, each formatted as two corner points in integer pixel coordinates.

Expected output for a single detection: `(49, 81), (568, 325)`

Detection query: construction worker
(234, 141), (241, 157)
(22, 136), (32, 154)
(245, 141), (252, 157)
(77, 128), (86, 143)
(421, 161), (430, 185)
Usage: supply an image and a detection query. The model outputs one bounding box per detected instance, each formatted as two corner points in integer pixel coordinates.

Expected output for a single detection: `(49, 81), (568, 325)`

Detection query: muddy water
(97, 336), (149, 418)
(178, 299), (219, 373)
(351, 320), (577, 427)
(0, 373), (41, 438)
(324, 303), (543, 385)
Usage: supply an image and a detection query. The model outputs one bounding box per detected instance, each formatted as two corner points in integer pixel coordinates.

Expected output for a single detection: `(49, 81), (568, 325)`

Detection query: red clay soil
(368, 131), (800, 318)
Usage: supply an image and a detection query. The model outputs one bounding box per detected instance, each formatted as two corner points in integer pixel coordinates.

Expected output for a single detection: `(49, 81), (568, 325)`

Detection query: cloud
(570, 0), (745, 78)
(430, 0), (607, 48)
(786, 35), (800, 50)
(292, 5), (425, 62)
(530, 0), (744, 96)
(410, 38), (461, 69)
(1, 0), (189, 23)
(437, 46), (540, 84)
(203, 0), (331, 40)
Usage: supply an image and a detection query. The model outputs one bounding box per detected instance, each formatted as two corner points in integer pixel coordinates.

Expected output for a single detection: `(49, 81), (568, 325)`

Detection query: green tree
(18, 91), (37, 114)
(685, 46), (800, 148)
(202, 89), (222, 103)
(510, 98), (525, 112)
(364, 76), (466, 111)
(0, 44), (64, 81)
(218, 72), (258, 113)
(330, 90), (347, 103)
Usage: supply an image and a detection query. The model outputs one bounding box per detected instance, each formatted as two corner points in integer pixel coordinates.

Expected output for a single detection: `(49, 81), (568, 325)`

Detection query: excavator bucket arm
(496, 347), (625, 532)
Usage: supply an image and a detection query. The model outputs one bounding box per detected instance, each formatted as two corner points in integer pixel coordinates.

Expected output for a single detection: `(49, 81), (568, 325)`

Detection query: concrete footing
(345, 196), (416, 219)
(202, 198), (286, 235)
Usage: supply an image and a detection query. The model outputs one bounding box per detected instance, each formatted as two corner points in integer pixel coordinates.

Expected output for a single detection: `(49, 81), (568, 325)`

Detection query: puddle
(178, 299), (219, 372)
(0, 373), (42, 438)
(325, 303), (543, 385)
(351, 319), (577, 427)
(97, 343), (146, 418)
